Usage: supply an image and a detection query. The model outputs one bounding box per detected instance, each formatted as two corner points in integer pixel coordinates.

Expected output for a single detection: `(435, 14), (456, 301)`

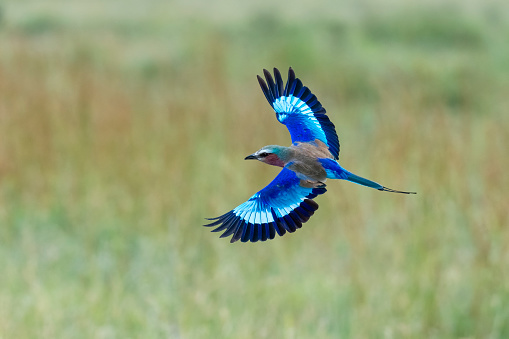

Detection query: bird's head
(244, 145), (288, 167)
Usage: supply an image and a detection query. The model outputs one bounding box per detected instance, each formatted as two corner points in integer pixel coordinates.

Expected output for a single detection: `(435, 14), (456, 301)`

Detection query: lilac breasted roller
(205, 67), (415, 243)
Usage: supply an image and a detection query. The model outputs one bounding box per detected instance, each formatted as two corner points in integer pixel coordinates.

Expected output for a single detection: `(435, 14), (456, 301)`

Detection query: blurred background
(0, 0), (508, 338)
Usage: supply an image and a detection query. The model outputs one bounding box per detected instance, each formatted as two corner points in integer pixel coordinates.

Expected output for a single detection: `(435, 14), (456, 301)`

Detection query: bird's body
(205, 67), (415, 243)
(287, 140), (332, 183)
(253, 140), (331, 182)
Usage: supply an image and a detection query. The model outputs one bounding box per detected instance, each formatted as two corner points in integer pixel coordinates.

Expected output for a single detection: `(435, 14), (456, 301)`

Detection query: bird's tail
(319, 158), (416, 194)
(345, 172), (416, 194)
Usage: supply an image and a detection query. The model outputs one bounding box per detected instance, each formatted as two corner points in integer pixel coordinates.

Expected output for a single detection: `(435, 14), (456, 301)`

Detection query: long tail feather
(345, 172), (416, 194)
(378, 187), (416, 194)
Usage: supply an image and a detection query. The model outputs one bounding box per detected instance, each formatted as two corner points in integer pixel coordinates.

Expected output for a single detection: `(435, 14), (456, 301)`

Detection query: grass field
(1, 0), (508, 338)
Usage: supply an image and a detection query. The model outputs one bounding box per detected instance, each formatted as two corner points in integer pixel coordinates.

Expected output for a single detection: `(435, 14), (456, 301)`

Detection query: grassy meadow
(1, 0), (509, 337)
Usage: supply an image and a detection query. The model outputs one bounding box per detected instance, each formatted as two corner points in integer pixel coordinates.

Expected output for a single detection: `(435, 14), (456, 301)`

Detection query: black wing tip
(206, 202), (322, 244)
(261, 67), (287, 74)
(203, 217), (222, 227)
(272, 67), (290, 77)
(257, 73), (274, 105)
(219, 232), (233, 239)
(257, 75), (267, 88)
(303, 198), (319, 210)
(259, 67), (294, 85)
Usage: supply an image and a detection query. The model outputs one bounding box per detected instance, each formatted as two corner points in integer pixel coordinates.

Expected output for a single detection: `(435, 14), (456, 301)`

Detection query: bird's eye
(259, 152), (269, 157)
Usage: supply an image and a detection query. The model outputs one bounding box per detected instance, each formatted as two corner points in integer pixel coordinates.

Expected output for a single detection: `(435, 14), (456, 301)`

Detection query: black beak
(244, 154), (257, 160)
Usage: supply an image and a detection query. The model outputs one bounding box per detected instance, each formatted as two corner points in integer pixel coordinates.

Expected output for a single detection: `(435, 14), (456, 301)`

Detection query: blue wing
(257, 67), (340, 160)
(204, 168), (327, 243)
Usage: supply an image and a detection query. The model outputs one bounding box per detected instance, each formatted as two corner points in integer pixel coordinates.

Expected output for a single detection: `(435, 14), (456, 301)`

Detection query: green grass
(1, 0), (509, 337)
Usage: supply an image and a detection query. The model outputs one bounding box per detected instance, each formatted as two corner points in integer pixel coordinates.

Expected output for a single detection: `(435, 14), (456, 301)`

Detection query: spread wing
(204, 168), (327, 243)
(257, 67), (340, 160)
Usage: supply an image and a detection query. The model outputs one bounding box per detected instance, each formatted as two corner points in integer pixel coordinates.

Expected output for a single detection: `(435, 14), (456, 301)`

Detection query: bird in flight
(205, 67), (415, 243)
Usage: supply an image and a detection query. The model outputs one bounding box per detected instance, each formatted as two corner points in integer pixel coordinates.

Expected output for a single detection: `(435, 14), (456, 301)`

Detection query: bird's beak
(244, 154), (257, 160)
